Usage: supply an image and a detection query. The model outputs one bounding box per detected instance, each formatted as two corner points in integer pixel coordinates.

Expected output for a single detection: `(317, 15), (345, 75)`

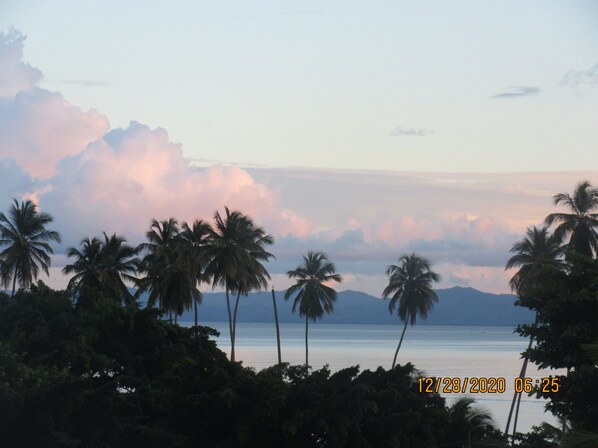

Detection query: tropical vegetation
(505, 181), (598, 444)
(1, 180), (598, 446)
(0, 283), (504, 447)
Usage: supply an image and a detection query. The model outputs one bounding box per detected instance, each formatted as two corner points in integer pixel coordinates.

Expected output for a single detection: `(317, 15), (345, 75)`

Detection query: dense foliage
(515, 253), (598, 433)
(0, 284), (504, 447)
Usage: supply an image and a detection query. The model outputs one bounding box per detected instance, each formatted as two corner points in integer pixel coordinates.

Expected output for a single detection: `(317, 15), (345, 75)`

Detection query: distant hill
(140, 286), (534, 327)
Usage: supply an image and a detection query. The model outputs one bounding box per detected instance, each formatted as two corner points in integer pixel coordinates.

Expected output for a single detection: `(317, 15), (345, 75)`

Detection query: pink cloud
(0, 88), (110, 178)
(0, 29), (109, 178)
(42, 122), (311, 247)
(374, 216), (443, 245)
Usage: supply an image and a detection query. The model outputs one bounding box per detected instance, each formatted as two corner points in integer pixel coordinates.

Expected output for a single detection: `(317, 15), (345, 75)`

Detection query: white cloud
(0, 29), (42, 97)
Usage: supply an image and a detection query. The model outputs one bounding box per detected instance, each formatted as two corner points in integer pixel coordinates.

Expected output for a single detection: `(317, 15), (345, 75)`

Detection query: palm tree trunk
(194, 299), (198, 327)
(174, 313), (178, 325)
(225, 285), (234, 361)
(305, 312), (309, 367)
(392, 321), (408, 369)
(505, 315), (537, 440)
(512, 379), (525, 441)
(232, 290), (242, 362)
(272, 287), (282, 365)
(169, 309), (172, 324)
(11, 274), (17, 298)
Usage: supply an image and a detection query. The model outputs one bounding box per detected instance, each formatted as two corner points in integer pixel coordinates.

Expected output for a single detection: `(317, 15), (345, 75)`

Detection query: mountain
(142, 286), (534, 327)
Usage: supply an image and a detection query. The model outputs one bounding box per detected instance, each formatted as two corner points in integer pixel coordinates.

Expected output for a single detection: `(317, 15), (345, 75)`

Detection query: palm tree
(0, 199), (61, 296)
(204, 207), (274, 362)
(136, 218), (182, 322)
(98, 233), (140, 305)
(63, 237), (105, 291)
(63, 233), (140, 305)
(284, 251), (342, 366)
(504, 226), (564, 441)
(446, 397), (496, 448)
(505, 226), (564, 295)
(545, 180), (598, 258)
(382, 253), (440, 369)
(62, 233), (139, 305)
(180, 219), (212, 327)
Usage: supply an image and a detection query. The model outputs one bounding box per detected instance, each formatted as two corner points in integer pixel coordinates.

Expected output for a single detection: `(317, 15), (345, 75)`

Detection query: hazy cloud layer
(489, 86), (540, 99)
(248, 168), (598, 293)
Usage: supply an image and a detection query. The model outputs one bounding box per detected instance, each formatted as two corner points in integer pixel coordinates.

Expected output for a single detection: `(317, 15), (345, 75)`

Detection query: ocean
(185, 321), (562, 434)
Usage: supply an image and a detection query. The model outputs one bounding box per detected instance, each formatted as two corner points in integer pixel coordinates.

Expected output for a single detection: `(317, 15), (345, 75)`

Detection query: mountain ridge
(143, 286), (533, 327)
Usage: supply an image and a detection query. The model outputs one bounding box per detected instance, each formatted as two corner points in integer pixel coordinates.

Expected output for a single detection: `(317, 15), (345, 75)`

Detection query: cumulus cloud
(0, 28), (311, 259)
(0, 157), (36, 205)
(0, 30), (109, 178)
(489, 86), (540, 99)
(41, 122), (311, 250)
(561, 63), (598, 87)
(389, 126), (432, 137)
(0, 87), (110, 178)
(0, 28), (42, 97)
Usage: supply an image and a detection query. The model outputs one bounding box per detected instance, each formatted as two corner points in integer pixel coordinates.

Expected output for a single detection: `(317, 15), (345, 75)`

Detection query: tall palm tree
(505, 226), (564, 295)
(382, 253), (440, 369)
(0, 199), (61, 296)
(63, 233), (140, 305)
(204, 207), (274, 362)
(98, 233), (140, 305)
(180, 219), (212, 327)
(545, 180), (598, 258)
(136, 218), (183, 322)
(63, 237), (105, 291)
(284, 251), (342, 366)
(504, 226), (564, 442)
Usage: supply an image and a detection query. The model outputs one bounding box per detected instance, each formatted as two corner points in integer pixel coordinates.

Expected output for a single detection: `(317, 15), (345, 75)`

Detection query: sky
(0, 1), (597, 295)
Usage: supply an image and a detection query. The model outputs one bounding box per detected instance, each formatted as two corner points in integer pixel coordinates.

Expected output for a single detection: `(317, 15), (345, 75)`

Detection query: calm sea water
(185, 321), (561, 433)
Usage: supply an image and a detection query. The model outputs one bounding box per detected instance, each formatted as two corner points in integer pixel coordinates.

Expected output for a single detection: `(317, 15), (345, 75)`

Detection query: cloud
(0, 29), (311, 257)
(0, 28), (42, 97)
(0, 157), (36, 205)
(489, 86), (540, 99)
(561, 63), (598, 87)
(0, 30), (109, 178)
(389, 126), (432, 137)
(41, 122), (312, 251)
(0, 87), (110, 178)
